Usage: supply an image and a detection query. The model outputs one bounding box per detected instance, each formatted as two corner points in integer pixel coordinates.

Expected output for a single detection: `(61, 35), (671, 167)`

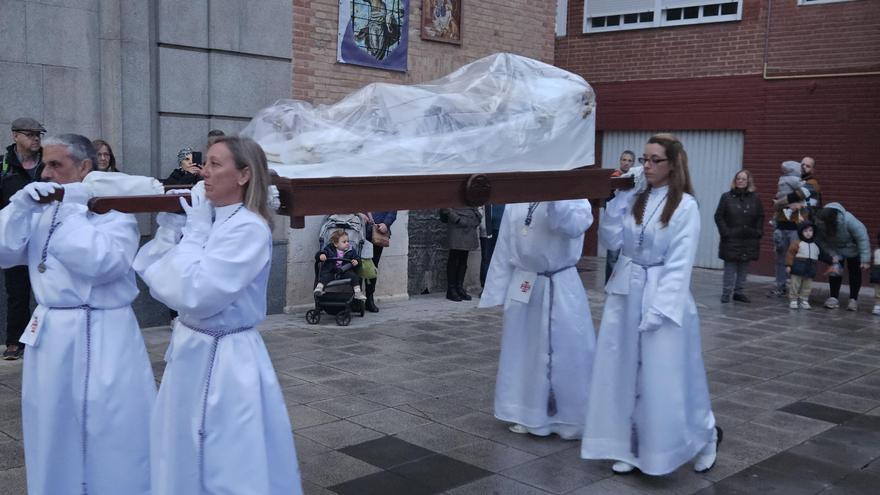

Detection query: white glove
(638, 310), (665, 332)
(179, 181), (213, 241)
(11, 182), (61, 211)
(61, 182), (93, 205)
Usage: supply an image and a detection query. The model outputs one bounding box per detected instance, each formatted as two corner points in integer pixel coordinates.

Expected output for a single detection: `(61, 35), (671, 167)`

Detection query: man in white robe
(479, 200), (596, 439)
(0, 134), (155, 494)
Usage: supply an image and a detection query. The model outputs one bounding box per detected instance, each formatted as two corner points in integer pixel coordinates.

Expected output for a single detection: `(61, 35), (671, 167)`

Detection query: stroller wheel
(336, 311), (351, 326)
(305, 309), (321, 324)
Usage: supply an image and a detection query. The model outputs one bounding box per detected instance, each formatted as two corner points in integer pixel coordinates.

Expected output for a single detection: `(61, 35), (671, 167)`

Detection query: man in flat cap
(0, 118), (46, 360)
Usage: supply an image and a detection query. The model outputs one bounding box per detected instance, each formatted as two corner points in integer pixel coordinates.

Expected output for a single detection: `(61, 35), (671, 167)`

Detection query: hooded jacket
(1, 143), (43, 208)
(814, 202), (870, 262)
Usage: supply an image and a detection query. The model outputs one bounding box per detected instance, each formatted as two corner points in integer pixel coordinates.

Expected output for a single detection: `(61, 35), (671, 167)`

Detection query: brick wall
(556, 0), (880, 82)
(292, 0), (557, 293)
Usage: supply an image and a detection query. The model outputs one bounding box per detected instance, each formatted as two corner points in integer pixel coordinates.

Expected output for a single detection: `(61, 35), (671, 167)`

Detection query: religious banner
(420, 0), (461, 45)
(337, 0), (409, 72)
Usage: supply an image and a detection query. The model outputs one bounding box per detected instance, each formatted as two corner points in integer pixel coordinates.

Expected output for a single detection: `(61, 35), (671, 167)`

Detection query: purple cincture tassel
(547, 387), (558, 417)
(630, 422), (640, 458)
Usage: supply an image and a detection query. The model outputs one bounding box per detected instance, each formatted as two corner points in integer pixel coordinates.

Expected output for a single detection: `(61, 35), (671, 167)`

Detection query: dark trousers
(364, 246), (383, 300)
(826, 255), (863, 300)
(4, 265), (31, 346)
(447, 249), (469, 288)
(479, 236), (498, 287)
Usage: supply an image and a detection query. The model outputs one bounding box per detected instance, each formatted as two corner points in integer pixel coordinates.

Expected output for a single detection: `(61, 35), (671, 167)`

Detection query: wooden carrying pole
(43, 168), (633, 228)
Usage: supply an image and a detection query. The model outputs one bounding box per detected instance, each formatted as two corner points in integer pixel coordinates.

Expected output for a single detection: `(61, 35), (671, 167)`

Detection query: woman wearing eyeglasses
(581, 134), (720, 476)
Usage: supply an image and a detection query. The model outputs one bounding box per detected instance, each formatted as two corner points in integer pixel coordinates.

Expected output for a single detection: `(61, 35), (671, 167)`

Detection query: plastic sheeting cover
(240, 53), (596, 178)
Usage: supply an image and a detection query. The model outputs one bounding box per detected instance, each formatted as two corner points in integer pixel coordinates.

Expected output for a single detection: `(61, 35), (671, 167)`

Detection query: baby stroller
(305, 214), (368, 326)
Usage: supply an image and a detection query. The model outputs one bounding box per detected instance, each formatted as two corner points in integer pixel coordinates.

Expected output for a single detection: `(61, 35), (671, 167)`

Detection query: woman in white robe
(479, 200), (596, 439)
(581, 133), (720, 476)
(134, 137), (302, 495)
(0, 133), (154, 495)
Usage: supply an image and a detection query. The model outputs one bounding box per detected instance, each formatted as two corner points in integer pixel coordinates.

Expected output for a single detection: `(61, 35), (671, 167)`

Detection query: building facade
(556, 0), (880, 273)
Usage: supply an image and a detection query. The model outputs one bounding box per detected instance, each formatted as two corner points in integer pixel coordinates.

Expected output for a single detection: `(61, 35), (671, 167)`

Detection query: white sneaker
(789, 300), (799, 309)
(508, 424), (529, 435)
(612, 461), (636, 474)
(694, 426), (722, 473)
(873, 305), (880, 316)
(824, 297), (840, 309)
(847, 299), (858, 311)
(799, 300), (811, 310)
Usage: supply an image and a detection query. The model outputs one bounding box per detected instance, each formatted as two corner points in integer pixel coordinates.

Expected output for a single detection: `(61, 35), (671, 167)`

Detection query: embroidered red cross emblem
(520, 281), (531, 293)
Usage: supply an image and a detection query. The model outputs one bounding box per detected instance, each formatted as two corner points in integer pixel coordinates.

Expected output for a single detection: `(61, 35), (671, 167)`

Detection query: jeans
(722, 260), (750, 297)
(773, 229), (798, 291)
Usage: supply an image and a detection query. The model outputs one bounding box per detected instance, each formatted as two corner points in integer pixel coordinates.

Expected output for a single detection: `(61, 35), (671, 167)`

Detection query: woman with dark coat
(441, 207), (482, 301)
(714, 169), (764, 303)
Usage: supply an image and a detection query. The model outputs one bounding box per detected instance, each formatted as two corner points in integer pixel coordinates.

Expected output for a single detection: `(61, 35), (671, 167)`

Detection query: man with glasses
(0, 118), (45, 360)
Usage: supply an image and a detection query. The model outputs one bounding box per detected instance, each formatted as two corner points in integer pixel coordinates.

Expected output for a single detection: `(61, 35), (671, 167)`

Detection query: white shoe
(789, 300), (799, 309)
(694, 426), (723, 473)
(824, 297), (839, 309)
(799, 300), (811, 310)
(847, 299), (858, 311)
(508, 424), (529, 435)
(872, 305), (880, 316)
(612, 461), (636, 474)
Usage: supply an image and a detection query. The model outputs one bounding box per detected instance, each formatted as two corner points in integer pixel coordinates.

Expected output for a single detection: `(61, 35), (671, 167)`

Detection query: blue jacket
(817, 202), (870, 262)
(371, 211), (397, 227)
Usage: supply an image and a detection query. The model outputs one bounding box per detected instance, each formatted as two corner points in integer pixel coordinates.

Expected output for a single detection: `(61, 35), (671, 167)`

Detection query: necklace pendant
(37, 262), (46, 273)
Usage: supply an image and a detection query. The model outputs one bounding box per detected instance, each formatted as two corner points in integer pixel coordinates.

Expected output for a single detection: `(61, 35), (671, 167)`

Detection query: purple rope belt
(628, 259), (664, 459)
(49, 304), (95, 495)
(180, 321), (253, 491)
(537, 265), (576, 417)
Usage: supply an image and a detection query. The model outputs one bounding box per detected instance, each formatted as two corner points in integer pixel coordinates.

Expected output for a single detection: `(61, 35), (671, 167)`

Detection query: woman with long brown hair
(581, 134), (720, 476)
(134, 136), (302, 494)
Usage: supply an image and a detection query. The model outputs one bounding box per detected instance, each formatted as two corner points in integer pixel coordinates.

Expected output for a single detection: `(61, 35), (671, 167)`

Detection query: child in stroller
(314, 229), (366, 300)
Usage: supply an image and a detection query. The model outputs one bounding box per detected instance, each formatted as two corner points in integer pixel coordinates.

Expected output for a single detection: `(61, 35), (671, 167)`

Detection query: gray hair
(42, 134), (97, 167)
(177, 147), (194, 165)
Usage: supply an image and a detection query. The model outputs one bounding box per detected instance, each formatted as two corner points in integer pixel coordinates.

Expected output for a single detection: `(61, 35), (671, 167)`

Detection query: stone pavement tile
(284, 383), (348, 405)
(349, 407), (433, 435)
(706, 370), (765, 389)
(567, 478), (654, 495)
(408, 359), (465, 375)
(816, 471), (880, 495)
(778, 401), (859, 424)
(319, 375), (384, 394)
(750, 410), (835, 437)
(702, 353), (740, 371)
(772, 371), (848, 391)
(399, 376), (464, 397)
(0, 439), (23, 470)
(541, 445), (614, 480)
(289, 404), (339, 430)
(757, 451), (850, 487)
(433, 370), (491, 390)
(400, 397), (477, 422)
(831, 382), (880, 402)
(269, 355), (315, 372)
(500, 457), (606, 494)
(394, 422), (483, 453)
(843, 414), (880, 432)
(360, 366), (428, 385)
(487, 427), (574, 457)
(787, 435), (880, 471)
(325, 356), (391, 374)
(800, 364), (870, 383)
(708, 465), (829, 495)
(711, 398), (769, 423)
(298, 450), (382, 487)
(275, 372), (308, 390)
(330, 470), (435, 495)
(0, 467), (26, 495)
(293, 434), (331, 458)
(444, 438), (538, 473)
(334, 342), (389, 357)
(285, 364), (355, 383)
(805, 390), (880, 413)
(0, 417), (21, 441)
(726, 421), (815, 451)
(298, 420), (384, 449)
(695, 453), (751, 483)
(390, 453), (492, 492)
(441, 411), (509, 440)
(749, 379), (822, 399)
(309, 396), (385, 418)
(721, 388), (796, 410)
(723, 363), (788, 380)
(340, 436), (435, 469)
(302, 480), (335, 495)
(612, 466), (714, 495)
(436, 340), (486, 355)
(445, 474), (553, 494)
(443, 388), (496, 414)
(351, 384), (430, 407)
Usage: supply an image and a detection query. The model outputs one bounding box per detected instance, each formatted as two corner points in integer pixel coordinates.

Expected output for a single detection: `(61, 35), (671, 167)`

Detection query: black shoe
(732, 293), (751, 303)
(457, 286), (472, 301)
(720, 294), (730, 303)
(446, 288), (462, 302)
(365, 298), (379, 313)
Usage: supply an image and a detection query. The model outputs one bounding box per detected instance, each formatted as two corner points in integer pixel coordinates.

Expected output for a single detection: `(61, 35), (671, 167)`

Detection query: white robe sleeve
(546, 199), (593, 238)
(599, 188), (637, 252)
(0, 203), (42, 268)
(649, 196), (700, 327)
(138, 220), (271, 319)
(48, 207), (140, 284)
(478, 209), (516, 308)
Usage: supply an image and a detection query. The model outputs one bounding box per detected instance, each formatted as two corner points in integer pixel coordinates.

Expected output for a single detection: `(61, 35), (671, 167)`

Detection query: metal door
(601, 130), (745, 269)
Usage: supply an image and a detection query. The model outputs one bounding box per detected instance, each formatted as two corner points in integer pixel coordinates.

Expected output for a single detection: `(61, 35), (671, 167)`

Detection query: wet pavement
(0, 257), (878, 494)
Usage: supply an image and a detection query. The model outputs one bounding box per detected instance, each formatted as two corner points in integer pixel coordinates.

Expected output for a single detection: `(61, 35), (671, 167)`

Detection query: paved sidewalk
(0, 258), (878, 494)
